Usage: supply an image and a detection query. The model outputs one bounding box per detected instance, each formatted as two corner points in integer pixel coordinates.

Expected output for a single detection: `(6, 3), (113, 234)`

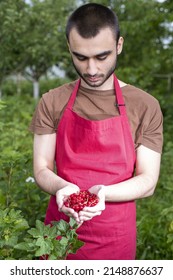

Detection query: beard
(72, 59), (117, 88)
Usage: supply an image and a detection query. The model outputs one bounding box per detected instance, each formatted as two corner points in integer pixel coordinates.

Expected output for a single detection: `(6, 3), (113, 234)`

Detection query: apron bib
(45, 75), (136, 259)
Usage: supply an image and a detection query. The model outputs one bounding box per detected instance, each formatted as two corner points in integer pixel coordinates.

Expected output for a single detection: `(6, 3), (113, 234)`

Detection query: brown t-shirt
(29, 80), (163, 153)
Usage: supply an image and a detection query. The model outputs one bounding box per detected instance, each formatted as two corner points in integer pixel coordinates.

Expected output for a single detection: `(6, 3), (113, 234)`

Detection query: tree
(1, 0), (172, 99)
(0, 0), (28, 97)
(22, 0), (76, 98)
(111, 0), (168, 91)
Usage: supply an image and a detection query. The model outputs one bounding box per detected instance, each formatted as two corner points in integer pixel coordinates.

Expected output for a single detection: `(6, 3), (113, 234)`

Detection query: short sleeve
(137, 100), (163, 153)
(29, 92), (56, 134)
(29, 81), (76, 135)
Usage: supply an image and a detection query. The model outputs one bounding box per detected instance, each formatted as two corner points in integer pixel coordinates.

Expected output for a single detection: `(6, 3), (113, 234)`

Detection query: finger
(79, 212), (102, 222)
(82, 203), (105, 212)
(89, 185), (105, 195)
(76, 221), (83, 227)
(60, 205), (76, 216)
(79, 210), (102, 220)
(79, 216), (92, 222)
(97, 186), (105, 198)
(56, 194), (65, 209)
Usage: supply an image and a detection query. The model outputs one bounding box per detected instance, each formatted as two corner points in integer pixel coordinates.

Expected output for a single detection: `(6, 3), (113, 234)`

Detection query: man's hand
(56, 184), (80, 222)
(78, 185), (105, 222)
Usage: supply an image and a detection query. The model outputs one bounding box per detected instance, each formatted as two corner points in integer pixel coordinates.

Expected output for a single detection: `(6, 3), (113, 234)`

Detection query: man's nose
(87, 59), (98, 76)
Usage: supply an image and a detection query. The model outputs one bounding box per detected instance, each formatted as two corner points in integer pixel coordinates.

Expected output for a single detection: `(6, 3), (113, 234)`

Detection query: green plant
(167, 220), (173, 252)
(15, 218), (84, 260)
(0, 207), (84, 260)
(0, 208), (29, 259)
(0, 100), (6, 110)
(160, 206), (173, 254)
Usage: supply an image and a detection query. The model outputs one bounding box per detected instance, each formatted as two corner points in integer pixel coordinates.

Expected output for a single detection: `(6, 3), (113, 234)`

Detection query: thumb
(97, 185), (105, 198)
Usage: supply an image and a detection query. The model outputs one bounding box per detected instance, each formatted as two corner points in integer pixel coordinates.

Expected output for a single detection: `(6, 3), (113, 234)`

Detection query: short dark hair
(66, 3), (120, 43)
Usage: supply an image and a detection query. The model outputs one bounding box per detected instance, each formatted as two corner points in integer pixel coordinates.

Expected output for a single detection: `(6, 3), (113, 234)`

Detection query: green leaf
(53, 219), (70, 235)
(68, 239), (85, 255)
(0, 101), (6, 110)
(59, 236), (68, 247)
(28, 220), (47, 237)
(4, 235), (18, 247)
(48, 253), (57, 260)
(169, 221), (173, 232)
(44, 224), (57, 239)
(35, 220), (46, 234)
(69, 217), (78, 229)
(66, 229), (77, 240)
(28, 228), (41, 238)
(52, 240), (67, 258)
(0, 240), (5, 248)
(167, 233), (173, 244)
(15, 242), (34, 251)
(14, 219), (29, 231)
(35, 237), (53, 256)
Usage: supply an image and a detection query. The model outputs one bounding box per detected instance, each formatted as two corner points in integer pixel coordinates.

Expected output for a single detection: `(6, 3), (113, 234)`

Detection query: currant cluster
(64, 190), (99, 212)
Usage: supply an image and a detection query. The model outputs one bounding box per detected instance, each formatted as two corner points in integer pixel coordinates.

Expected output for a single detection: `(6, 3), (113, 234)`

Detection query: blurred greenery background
(0, 0), (173, 259)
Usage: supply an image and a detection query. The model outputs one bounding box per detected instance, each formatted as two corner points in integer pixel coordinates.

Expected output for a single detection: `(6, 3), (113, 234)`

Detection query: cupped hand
(56, 183), (80, 222)
(78, 185), (105, 222)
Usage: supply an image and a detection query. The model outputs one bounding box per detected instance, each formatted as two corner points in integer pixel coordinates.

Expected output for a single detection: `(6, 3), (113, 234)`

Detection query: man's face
(68, 27), (123, 90)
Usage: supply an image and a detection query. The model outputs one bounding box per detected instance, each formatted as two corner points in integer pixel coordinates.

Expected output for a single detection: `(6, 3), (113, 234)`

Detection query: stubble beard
(72, 59), (117, 88)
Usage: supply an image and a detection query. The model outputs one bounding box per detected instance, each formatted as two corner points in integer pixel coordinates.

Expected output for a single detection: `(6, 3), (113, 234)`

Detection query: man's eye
(97, 55), (107, 61)
(76, 56), (87, 61)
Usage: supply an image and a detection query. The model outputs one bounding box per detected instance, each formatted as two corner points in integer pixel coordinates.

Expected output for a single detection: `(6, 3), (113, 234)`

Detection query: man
(29, 3), (163, 259)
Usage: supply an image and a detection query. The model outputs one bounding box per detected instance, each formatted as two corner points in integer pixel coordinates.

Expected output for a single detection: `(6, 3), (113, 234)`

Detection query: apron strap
(66, 79), (80, 109)
(114, 75), (126, 116)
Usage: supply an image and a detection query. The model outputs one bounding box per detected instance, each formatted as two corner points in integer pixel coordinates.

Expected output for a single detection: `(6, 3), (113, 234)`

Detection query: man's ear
(117, 37), (124, 55)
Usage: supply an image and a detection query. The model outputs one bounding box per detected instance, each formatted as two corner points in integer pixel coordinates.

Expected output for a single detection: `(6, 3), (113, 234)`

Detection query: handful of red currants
(64, 190), (99, 212)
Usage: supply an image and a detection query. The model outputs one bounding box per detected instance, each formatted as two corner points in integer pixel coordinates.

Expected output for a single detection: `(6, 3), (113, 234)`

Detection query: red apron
(45, 74), (136, 260)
